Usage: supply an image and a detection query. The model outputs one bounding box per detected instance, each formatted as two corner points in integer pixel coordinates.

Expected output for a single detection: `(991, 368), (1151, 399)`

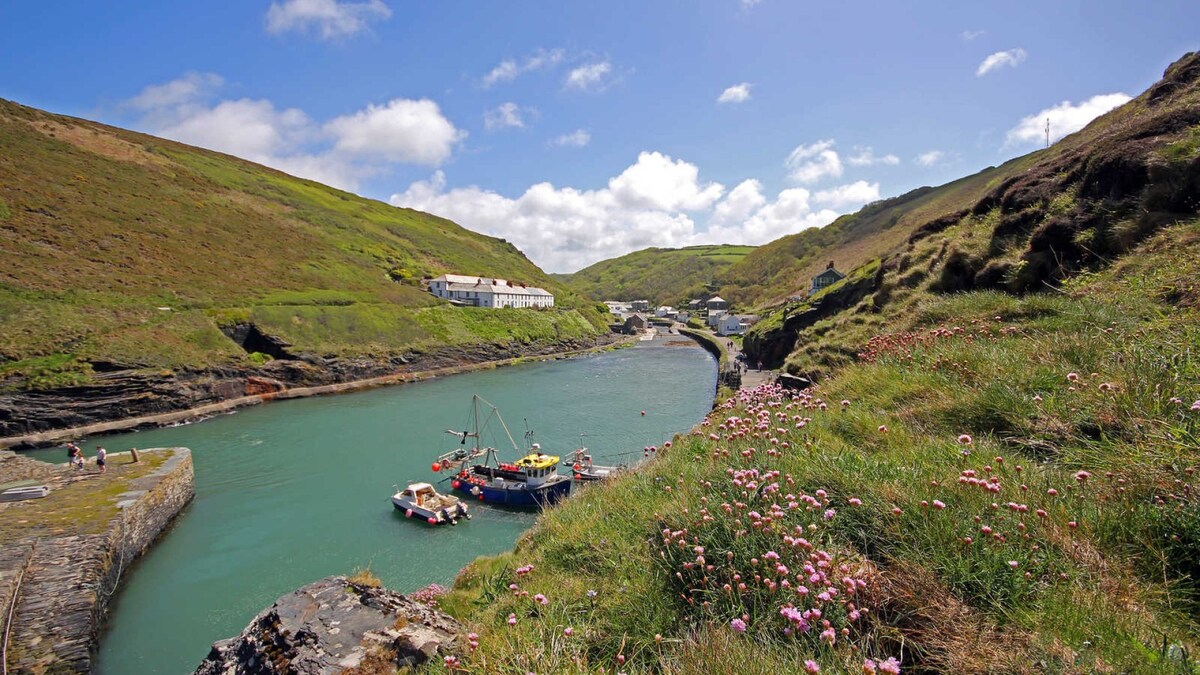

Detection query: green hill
(437, 53), (1200, 673)
(0, 98), (607, 432)
(555, 244), (754, 305)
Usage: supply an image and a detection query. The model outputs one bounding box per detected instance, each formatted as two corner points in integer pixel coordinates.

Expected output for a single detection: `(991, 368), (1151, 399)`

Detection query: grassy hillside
(0, 99), (606, 389)
(741, 51), (1200, 377)
(441, 219), (1200, 675)
(556, 244), (754, 305)
(718, 54), (1200, 316)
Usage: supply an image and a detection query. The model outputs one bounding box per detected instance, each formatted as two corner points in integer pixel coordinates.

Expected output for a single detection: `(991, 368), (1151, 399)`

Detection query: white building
(716, 313), (747, 336)
(707, 310), (726, 328)
(655, 306), (675, 318)
(428, 274), (554, 308)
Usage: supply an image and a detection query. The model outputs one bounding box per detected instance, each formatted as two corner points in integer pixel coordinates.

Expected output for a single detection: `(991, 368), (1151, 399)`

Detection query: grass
(442, 222), (1200, 673)
(0, 98), (607, 385)
(0, 450), (170, 540)
(558, 245), (755, 306)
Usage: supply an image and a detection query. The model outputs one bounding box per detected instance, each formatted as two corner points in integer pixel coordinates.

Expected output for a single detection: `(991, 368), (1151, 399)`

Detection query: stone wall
(0, 448), (194, 674)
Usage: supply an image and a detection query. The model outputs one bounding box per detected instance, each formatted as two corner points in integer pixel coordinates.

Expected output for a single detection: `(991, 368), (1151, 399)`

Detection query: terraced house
(428, 274), (555, 308)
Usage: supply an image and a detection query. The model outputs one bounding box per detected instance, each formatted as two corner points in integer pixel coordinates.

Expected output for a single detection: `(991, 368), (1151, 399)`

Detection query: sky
(2, 1), (1197, 272)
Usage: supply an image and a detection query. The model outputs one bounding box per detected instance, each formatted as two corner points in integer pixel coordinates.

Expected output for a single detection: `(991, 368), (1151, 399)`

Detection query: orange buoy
(451, 480), (461, 489)
(573, 463), (581, 471)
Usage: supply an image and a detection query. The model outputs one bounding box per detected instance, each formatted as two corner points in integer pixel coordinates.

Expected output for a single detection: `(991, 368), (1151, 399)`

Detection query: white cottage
(428, 274), (554, 308)
(716, 313), (747, 336)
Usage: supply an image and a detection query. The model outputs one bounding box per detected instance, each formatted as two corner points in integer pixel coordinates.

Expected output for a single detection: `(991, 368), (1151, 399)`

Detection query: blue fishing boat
(431, 396), (572, 507)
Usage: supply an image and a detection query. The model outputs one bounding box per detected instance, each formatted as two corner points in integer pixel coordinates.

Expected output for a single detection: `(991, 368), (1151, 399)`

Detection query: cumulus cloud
(976, 48), (1027, 76)
(551, 129), (591, 147)
(265, 0), (391, 40)
(565, 61), (613, 91)
(786, 140), (843, 184)
(813, 180), (881, 208)
(481, 48), (565, 88)
(484, 102), (528, 131)
(717, 82), (752, 104)
(915, 150), (946, 167)
(846, 147), (900, 167)
(124, 73), (463, 191)
(1005, 93), (1132, 147)
(390, 152), (852, 271)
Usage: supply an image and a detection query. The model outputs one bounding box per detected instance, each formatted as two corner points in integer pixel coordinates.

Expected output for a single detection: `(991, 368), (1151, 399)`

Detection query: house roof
(707, 296), (726, 303)
(814, 268), (845, 280)
(444, 282), (553, 296)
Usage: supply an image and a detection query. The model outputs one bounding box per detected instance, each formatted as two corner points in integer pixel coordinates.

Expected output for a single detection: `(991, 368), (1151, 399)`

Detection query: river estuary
(27, 336), (716, 674)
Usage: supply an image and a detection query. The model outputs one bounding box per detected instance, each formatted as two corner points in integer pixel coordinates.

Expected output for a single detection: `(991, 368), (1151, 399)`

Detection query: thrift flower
(730, 618), (747, 633)
(805, 660), (821, 673)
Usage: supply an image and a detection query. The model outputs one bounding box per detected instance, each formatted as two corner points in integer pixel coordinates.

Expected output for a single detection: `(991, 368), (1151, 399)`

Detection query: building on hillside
(630, 300), (651, 312)
(716, 313), (747, 336)
(655, 306), (675, 318)
(706, 310), (726, 328)
(428, 274), (554, 308)
(622, 313), (648, 334)
(686, 299), (704, 310)
(737, 314), (761, 327)
(676, 311), (691, 324)
(706, 296), (729, 312)
(604, 301), (632, 317)
(810, 261), (846, 295)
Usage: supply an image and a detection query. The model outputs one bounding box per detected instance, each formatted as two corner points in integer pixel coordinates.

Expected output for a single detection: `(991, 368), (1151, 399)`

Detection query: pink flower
(1074, 470), (1091, 483)
(533, 593), (548, 605)
(563, 627), (573, 636)
(878, 425), (888, 433)
(1008, 560), (1019, 569)
(878, 657), (901, 674)
(932, 500), (946, 510)
(805, 660), (821, 673)
(1067, 372), (1080, 382)
(730, 618), (747, 633)
(507, 613), (517, 626)
(958, 434), (972, 445)
(862, 659), (878, 674)
(1033, 394), (1043, 402)
(849, 497), (863, 506)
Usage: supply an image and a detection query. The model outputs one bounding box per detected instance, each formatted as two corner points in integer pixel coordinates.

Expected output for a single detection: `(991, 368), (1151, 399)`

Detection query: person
(66, 442), (79, 463)
(70, 445), (84, 470)
(757, 360), (763, 371)
(96, 446), (107, 473)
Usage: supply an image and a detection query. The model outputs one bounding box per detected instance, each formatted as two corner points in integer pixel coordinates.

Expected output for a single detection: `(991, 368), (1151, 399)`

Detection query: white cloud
(717, 82), (752, 104)
(325, 99), (465, 165)
(846, 147), (900, 167)
(741, 0), (763, 7)
(786, 139), (843, 184)
(976, 48), (1027, 76)
(390, 152), (850, 272)
(265, 0), (391, 40)
(960, 29), (986, 41)
(608, 152), (725, 212)
(481, 48), (565, 88)
(484, 102), (527, 131)
(813, 180), (881, 208)
(915, 150), (945, 167)
(551, 129), (591, 147)
(124, 73), (463, 191)
(565, 61), (613, 92)
(1005, 92), (1132, 147)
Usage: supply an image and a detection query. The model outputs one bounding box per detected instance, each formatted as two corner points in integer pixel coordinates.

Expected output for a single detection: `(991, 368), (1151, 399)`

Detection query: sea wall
(0, 448), (194, 673)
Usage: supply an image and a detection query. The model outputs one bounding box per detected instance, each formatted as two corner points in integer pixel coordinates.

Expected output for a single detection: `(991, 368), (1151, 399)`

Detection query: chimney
(827, 260), (835, 270)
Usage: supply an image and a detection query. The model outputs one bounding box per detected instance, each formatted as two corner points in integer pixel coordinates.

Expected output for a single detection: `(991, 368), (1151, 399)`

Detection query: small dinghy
(565, 447), (628, 482)
(392, 482), (470, 525)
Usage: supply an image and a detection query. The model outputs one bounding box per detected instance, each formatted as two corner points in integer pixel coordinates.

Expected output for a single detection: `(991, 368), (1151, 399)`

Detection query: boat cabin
(400, 483), (439, 506)
(514, 452), (561, 487)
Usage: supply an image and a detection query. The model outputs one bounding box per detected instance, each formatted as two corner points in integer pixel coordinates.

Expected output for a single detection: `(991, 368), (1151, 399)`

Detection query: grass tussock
(441, 223), (1200, 673)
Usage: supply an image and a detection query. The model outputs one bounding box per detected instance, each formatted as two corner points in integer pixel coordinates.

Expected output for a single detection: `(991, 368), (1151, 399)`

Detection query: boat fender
(451, 479), (461, 490)
(405, 509), (413, 518)
(441, 459), (452, 470)
(574, 473), (582, 480)
(431, 462), (442, 472)
(471, 486), (481, 496)
(478, 494), (485, 500)
(573, 463), (581, 471)
(427, 516), (438, 525)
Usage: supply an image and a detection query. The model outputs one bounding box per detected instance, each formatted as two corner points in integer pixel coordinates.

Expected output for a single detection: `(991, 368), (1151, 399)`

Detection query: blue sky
(2, 1), (1197, 271)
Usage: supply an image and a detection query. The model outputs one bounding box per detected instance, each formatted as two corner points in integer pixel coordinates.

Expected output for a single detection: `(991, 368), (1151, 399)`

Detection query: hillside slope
(0, 99), (608, 437)
(710, 53), (1200, 314)
(742, 51), (1200, 376)
(555, 244), (754, 305)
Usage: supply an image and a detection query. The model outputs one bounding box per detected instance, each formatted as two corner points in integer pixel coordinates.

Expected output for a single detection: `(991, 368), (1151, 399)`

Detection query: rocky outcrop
(0, 335), (625, 444)
(193, 577), (460, 675)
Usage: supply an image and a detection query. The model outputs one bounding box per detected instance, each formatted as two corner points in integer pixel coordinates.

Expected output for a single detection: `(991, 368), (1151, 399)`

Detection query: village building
(715, 314), (760, 336)
(604, 301), (632, 317)
(621, 313), (648, 334)
(706, 310), (726, 328)
(428, 274), (554, 308)
(706, 296), (729, 312)
(676, 310), (691, 324)
(810, 261), (846, 295)
(686, 299), (704, 310)
(630, 300), (651, 312)
(655, 305), (675, 318)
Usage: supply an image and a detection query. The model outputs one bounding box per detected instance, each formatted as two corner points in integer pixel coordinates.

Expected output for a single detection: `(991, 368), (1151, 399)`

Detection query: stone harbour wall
(0, 448), (194, 674)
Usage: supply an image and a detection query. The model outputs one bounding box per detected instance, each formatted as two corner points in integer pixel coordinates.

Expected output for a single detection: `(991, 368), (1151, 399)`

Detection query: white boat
(391, 482), (470, 525)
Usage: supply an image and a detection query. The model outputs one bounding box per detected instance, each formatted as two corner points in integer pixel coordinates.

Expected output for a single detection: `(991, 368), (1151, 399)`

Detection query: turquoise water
(28, 339), (715, 674)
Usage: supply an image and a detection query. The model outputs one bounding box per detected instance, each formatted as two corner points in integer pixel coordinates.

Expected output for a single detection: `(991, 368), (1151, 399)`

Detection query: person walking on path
(95, 446), (107, 473)
(70, 445), (84, 470)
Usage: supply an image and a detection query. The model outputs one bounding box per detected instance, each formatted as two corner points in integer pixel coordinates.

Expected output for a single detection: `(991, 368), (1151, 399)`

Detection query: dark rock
(193, 577), (461, 675)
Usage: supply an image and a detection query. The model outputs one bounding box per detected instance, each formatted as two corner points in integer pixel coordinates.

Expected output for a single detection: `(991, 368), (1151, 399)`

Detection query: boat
(432, 396), (573, 507)
(391, 482), (470, 525)
(565, 446), (628, 482)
